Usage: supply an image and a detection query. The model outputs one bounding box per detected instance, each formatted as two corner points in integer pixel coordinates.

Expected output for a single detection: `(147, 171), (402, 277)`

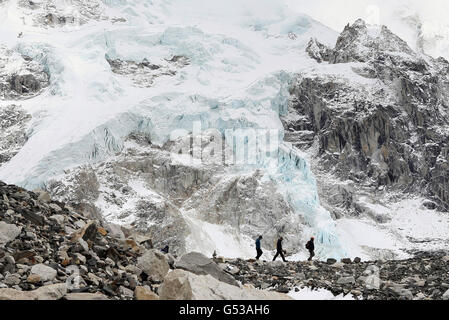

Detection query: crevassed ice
(0, 0), (345, 257)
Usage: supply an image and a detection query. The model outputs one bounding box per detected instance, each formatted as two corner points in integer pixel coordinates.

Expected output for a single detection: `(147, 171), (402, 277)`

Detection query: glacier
(0, 0), (401, 260)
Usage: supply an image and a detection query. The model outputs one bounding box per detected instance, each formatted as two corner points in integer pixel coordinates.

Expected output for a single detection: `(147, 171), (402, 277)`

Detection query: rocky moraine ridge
(226, 252), (449, 300)
(0, 180), (290, 300)
(1, 181), (448, 300)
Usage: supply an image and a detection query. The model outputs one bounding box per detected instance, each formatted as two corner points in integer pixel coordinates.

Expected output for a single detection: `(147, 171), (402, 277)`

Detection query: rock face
(17, 0), (109, 27)
(0, 46), (49, 100)
(0, 105), (31, 166)
(106, 56), (189, 88)
(174, 252), (239, 286)
(285, 19), (449, 214)
(158, 269), (292, 300)
(43, 133), (304, 256)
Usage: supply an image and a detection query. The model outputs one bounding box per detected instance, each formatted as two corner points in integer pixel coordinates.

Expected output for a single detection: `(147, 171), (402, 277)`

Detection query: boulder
(34, 283), (67, 300)
(119, 286), (134, 299)
(337, 276), (356, 285)
(331, 262), (345, 268)
(4, 274), (21, 286)
(174, 252), (239, 286)
(391, 287), (414, 300)
(0, 283), (67, 300)
(82, 223), (98, 242)
(137, 249), (170, 282)
(64, 293), (109, 300)
(27, 274), (42, 284)
(49, 203), (62, 212)
(0, 288), (36, 300)
(30, 264), (57, 282)
(442, 289), (449, 301)
(36, 190), (51, 203)
(326, 258), (337, 265)
(134, 286), (159, 300)
(105, 223), (125, 240)
(0, 222), (22, 244)
(49, 214), (65, 225)
(158, 269), (292, 300)
(165, 253), (176, 267)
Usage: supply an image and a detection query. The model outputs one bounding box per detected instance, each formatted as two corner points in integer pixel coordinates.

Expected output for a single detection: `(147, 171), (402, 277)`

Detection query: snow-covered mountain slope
(0, 0), (337, 187)
(0, 0), (448, 261)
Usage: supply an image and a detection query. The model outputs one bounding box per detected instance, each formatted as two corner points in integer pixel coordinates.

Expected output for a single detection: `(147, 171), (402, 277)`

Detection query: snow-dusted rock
(287, 18), (449, 227)
(0, 47), (49, 100)
(106, 56), (189, 88)
(17, 0), (109, 27)
(0, 105), (31, 166)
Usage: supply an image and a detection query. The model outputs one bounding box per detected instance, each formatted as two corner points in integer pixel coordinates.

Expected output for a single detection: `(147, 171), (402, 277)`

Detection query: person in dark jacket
(272, 237), (287, 262)
(161, 245), (169, 254)
(306, 237), (315, 261)
(255, 236), (263, 260)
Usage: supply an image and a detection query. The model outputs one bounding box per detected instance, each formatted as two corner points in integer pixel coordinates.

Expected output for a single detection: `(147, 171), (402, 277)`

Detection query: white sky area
(286, 0), (449, 31)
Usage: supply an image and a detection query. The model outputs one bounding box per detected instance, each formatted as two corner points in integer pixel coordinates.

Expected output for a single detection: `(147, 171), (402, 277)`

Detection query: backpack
(305, 242), (310, 250)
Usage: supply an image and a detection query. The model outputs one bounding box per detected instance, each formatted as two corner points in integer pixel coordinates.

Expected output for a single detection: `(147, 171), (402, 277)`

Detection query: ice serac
(275, 143), (343, 258)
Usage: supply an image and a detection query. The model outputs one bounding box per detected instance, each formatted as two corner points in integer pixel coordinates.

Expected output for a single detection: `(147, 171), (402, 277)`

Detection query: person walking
(255, 236), (263, 260)
(161, 245), (169, 254)
(306, 237), (315, 261)
(272, 237), (287, 262)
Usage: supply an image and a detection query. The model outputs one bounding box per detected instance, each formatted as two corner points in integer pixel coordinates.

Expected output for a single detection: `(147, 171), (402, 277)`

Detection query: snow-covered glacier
(1, 0), (448, 260)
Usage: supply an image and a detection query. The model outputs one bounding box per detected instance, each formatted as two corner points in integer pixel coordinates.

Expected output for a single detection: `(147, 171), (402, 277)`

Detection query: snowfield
(288, 287), (355, 300)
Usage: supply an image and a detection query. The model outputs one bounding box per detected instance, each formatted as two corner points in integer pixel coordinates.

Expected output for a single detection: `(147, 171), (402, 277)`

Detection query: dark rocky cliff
(285, 19), (449, 214)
